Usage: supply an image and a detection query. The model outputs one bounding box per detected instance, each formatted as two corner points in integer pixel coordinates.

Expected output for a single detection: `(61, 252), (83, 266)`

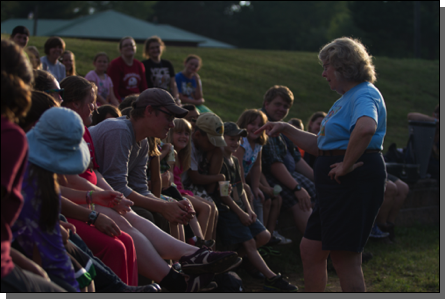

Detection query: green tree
(232, 1), (348, 51)
(348, 1), (439, 60)
(152, 1), (239, 44)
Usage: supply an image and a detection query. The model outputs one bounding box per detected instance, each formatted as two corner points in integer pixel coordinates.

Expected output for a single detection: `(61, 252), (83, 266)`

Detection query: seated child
(85, 52), (120, 107)
(175, 55), (212, 113)
(216, 121), (298, 292)
(235, 109), (282, 245)
(182, 113), (226, 204)
(166, 118), (218, 245)
(149, 138), (213, 247)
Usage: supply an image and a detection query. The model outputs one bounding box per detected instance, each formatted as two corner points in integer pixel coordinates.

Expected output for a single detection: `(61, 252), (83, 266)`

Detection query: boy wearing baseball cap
(216, 122), (298, 292)
(182, 113), (227, 241)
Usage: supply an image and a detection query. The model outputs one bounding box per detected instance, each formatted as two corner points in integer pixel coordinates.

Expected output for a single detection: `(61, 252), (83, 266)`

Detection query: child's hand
(253, 188), (265, 203)
(94, 191), (125, 207)
(239, 211), (253, 226)
(161, 143), (172, 154)
(112, 197), (134, 215)
(248, 209), (257, 223)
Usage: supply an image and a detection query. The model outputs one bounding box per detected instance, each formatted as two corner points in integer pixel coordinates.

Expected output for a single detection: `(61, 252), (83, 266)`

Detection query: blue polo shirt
(317, 82), (387, 151)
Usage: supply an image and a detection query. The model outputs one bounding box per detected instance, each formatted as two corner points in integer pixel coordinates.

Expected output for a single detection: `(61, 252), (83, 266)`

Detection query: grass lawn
(238, 224), (439, 292)
(6, 34), (439, 151)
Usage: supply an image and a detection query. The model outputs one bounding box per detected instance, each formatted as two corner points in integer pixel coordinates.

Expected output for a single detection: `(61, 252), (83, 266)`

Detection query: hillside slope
(11, 35), (440, 149)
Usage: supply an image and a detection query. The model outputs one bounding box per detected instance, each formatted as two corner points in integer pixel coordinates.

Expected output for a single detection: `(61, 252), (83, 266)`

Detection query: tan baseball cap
(196, 112), (227, 147)
(133, 88), (188, 118)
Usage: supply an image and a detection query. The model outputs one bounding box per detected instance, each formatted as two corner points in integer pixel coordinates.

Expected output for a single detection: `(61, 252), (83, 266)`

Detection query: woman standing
(142, 36), (180, 104)
(256, 37), (387, 292)
(107, 37), (148, 101)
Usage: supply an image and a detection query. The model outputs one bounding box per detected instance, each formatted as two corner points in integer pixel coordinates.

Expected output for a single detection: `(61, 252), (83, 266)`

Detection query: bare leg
(387, 179), (409, 223)
(178, 224), (185, 242)
(290, 204), (312, 234)
(262, 198), (271, 228)
(94, 206), (197, 282)
(300, 237), (329, 292)
(238, 235), (276, 279)
(330, 250), (365, 292)
(186, 195), (211, 237)
(170, 222), (180, 241)
(267, 196), (282, 235)
(188, 216), (204, 239)
(376, 180), (396, 225)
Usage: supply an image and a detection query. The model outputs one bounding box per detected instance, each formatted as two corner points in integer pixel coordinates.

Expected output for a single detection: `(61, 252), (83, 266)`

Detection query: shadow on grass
(235, 224), (439, 292)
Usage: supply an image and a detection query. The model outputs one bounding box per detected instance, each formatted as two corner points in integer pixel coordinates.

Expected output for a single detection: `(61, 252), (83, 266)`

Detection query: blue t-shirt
(175, 72), (197, 99)
(317, 82), (387, 151)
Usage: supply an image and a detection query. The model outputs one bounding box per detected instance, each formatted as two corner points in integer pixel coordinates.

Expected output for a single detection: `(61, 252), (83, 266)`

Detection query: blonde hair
(148, 137), (161, 157)
(166, 118), (192, 172)
(236, 109), (268, 146)
(318, 37), (376, 84)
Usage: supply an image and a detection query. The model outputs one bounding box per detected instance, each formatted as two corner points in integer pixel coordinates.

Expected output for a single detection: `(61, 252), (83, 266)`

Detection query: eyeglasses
(155, 108), (175, 122)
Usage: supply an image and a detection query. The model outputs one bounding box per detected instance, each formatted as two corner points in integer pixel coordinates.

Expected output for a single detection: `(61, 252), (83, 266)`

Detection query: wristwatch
(292, 184), (302, 192)
(87, 210), (98, 225)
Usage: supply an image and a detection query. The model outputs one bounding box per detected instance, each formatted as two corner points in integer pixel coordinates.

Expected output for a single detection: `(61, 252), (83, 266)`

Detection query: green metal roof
(1, 10), (235, 49)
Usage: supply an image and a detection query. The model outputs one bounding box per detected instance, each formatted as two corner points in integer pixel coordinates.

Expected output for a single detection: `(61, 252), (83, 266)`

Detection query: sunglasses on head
(44, 88), (64, 99)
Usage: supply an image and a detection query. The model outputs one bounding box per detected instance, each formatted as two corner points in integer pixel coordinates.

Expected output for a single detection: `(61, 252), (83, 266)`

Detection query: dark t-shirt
(217, 156), (245, 212)
(142, 59), (175, 91)
(1, 116), (28, 278)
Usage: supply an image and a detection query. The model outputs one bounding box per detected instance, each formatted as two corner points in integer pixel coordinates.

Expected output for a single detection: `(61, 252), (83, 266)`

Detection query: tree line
(1, 1), (439, 60)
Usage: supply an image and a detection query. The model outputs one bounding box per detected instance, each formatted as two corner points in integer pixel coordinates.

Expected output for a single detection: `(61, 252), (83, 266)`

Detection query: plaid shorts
(265, 171), (317, 209)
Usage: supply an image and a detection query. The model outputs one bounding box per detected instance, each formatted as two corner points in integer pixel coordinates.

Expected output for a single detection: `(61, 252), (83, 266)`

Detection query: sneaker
(369, 224), (390, 238)
(264, 273), (298, 292)
(185, 273), (217, 292)
(195, 237), (216, 249)
(273, 231), (292, 245)
(179, 247), (242, 275)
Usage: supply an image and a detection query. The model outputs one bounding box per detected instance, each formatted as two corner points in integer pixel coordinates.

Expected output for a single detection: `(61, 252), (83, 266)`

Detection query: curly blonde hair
(318, 37), (376, 84)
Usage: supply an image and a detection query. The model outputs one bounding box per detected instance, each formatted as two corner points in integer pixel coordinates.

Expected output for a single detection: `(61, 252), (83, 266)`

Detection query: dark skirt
(304, 152), (387, 253)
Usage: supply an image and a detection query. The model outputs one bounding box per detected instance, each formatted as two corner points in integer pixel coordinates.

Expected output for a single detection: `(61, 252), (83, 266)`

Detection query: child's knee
(256, 230), (271, 247)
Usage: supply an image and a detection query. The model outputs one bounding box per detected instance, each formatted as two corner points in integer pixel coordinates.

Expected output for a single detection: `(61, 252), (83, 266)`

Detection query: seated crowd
(3, 26), (430, 293)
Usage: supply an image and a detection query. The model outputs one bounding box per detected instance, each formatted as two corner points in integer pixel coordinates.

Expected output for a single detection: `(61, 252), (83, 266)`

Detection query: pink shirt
(85, 71), (114, 106)
(173, 165), (193, 196)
